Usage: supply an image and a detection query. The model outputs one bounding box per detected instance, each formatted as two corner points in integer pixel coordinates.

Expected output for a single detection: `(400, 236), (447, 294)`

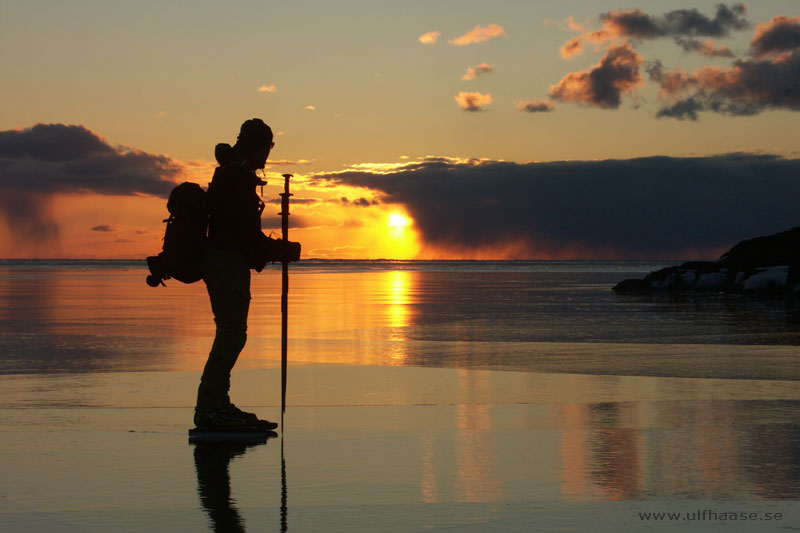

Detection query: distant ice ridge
(613, 226), (800, 297)
(694, 272), (727, 291)
(648, 265), (789, 292)
(742, 266), (789, 291)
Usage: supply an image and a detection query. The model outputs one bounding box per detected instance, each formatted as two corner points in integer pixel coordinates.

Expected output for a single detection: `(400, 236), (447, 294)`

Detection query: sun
(362, 210), (419, 258)
(388, 213), (411, 229)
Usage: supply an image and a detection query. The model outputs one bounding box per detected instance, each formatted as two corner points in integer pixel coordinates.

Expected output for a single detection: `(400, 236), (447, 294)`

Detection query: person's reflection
(192, 435), (276, 532)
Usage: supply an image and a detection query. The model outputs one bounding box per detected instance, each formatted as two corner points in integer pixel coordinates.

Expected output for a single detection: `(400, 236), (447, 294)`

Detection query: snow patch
(680, 270), (697, 288)
(694, 272), (727, 291)
(743, 266), (789, 291)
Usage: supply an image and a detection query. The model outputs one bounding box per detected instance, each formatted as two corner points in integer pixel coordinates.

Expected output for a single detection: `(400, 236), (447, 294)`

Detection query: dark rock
(788, 242), (800, 287)
(678, 260), (718, 274)
(718, 227), (800, 271)
(612, 278), (651, 292)
(643, 266), (679, 284)
(613, 226), (800, 296)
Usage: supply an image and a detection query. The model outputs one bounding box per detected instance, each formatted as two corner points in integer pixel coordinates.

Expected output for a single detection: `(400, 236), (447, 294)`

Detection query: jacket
(206, 146), (265, 267)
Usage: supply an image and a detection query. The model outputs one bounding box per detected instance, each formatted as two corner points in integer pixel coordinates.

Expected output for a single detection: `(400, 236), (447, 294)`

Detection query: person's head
(234, 118), (273, 169)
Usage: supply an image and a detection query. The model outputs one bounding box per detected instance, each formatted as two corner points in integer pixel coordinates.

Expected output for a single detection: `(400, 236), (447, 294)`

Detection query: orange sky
(1, 2), (798, 259)
(0, 166), (423, 259)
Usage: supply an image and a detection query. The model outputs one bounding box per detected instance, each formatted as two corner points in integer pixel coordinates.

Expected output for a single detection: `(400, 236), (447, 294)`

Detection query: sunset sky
(1, 0), (798, 259)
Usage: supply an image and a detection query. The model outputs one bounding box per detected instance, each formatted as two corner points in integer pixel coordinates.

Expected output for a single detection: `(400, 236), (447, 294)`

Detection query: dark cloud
(601, 4), (749, 39)
(662, 3), (749, 36)
(0, 123), (181, 245)
(265, 197), (320, 205)
(673, 37), (735, 58)
(555, 7), (766, 118)
(648, 14), (800, 120)
(0, 123), (113, 161)
(339, 197), (376, 207)
(654, 50), (800, 119)
(646, 60), (698, 96)
(90, 224), (114, 232)
(751, 15), (800, 57)
(0, 124), (179, 196)
(549, 44), (643, 108)
(645, 59), (667, 81)
(261, 214), (340, 230)
(313, 155), (800, 259)
(561, 4), (749, 59)
(516, 100), (555, 113)
(655, 97), (706, 121)
(599, 9), (662, 39)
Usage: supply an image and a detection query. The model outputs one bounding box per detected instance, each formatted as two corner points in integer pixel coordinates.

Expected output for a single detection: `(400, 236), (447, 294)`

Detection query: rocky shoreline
(613, 227), (800, 296)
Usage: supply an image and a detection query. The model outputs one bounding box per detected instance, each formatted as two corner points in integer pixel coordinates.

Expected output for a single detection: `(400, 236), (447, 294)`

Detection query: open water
(1, 260), (799, 531)
(1, 259), (798, 379)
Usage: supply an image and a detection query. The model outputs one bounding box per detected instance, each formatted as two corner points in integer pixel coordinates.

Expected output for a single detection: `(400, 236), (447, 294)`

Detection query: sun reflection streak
(420, 432), (439, 503)
(560, 400), (646, 501)
(560, 403), (590, 500)
(385, 270), (411, 364)
(454, 370), (502, 503)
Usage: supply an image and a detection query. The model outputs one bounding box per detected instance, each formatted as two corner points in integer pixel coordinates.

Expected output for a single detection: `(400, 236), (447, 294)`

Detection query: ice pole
(280, 173), (292, 426)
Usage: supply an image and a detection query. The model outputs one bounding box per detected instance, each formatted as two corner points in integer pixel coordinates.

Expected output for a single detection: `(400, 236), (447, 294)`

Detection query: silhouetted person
(194, 118), (279, 431)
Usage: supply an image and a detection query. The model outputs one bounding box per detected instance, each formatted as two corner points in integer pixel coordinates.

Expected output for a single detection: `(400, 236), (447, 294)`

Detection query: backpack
(146, 182), (208, 286)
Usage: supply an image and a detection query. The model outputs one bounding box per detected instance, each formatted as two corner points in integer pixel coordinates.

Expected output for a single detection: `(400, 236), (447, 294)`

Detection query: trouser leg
(196, 250), (251, 411)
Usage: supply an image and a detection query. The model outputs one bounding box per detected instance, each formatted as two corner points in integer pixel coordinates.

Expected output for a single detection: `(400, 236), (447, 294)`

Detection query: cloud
(674, 37), (735, 58)
(311, 154), (800, 259)
(449, 24), (506, 46)
(601, 4), (748, 39)
(91, 224), (115, 232)
(304, 105), (316, 110)
(645, 60), (693, 96)
(339, 196), (377, 207)
(265, 197), (320, 205)
(261, 214), (340, 230)
(516, 100), (555, 113)
(154, 111), (166, 120)
(560, 36), (584, 58)
(0, 124), (180, 195)
(600, 9), (663, 39)
(266, 159), (312, 166)
(0, 123), (181, 244)
(651, 50), (800, 119)
(546, 16), (588, 33)
(751, 15), (800, 57)
(560, 30), (616, 59)
(461, 62), (494, 81)
(642, 13), (800, 120)
(562, 4), (749, 58)
(454, 91), (492, 112)
(417, 31), (440, 45)
(307, 245), (366, 259)
(566, 16), (587, 33)
(258, 84), (277, 93)
(549, 44), (643, 108)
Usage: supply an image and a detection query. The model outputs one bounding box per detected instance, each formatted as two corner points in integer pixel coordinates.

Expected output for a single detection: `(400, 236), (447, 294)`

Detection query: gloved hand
(279, 240), (301, 263)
